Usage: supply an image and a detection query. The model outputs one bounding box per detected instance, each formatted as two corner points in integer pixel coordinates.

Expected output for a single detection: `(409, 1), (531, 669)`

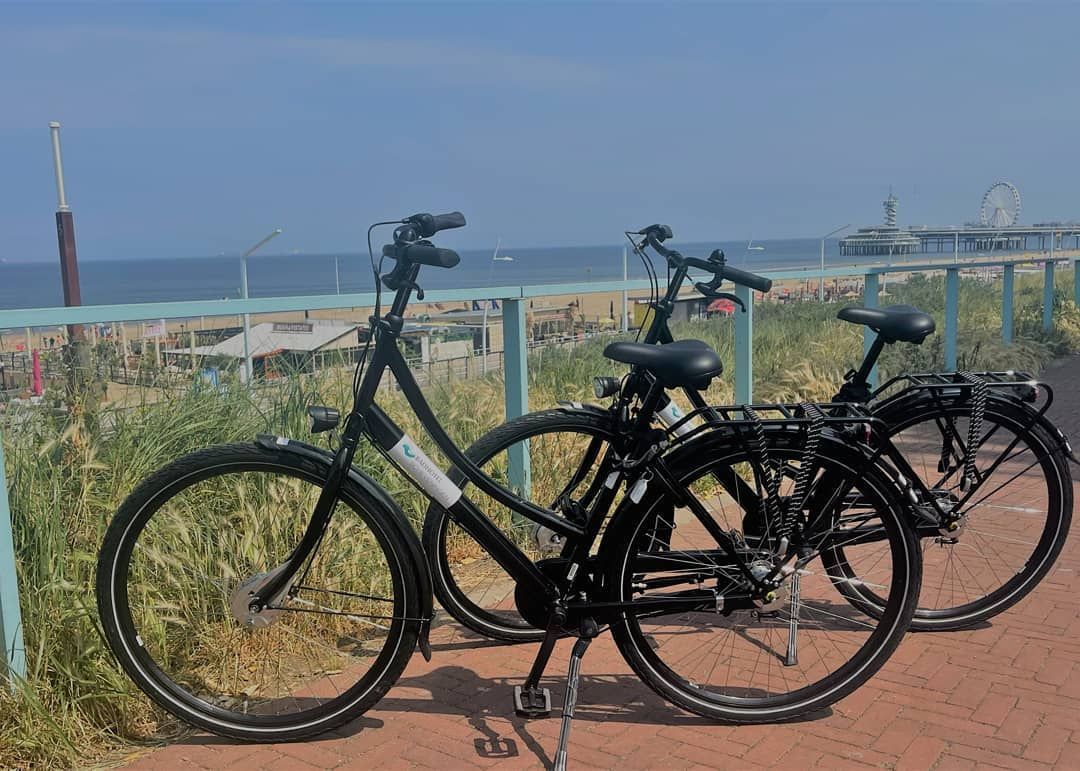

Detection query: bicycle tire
(603, 428), (921, 723)
(824, 397), (1072, 631)
(97, 442), (422, 741)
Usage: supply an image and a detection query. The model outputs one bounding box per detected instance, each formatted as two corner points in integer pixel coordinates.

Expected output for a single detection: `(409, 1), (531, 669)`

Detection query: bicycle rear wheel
(824, 398), (1072, 630)
(97, 443), (421, 741)
(604, 430), (921, 723)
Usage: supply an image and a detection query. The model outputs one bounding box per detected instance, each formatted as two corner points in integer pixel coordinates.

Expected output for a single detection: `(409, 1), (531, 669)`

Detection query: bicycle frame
(248, 261), (762, 620)
(622, 253), (1056, 544)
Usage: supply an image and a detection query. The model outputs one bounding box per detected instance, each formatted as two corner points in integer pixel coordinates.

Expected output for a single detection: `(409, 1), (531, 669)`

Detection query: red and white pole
(50, 122), (84, 344)
(31, 350), (42, 396)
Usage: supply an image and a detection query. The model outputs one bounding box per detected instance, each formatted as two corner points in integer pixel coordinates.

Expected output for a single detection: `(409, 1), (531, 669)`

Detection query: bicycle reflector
(307, 405), (341, 434)
(593, 376), (620, 399)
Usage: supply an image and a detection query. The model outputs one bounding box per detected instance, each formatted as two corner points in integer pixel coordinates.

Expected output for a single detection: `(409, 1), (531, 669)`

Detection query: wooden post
(862, 273), (881, 387)
(945, 268), (960, 370)
(1002, 264), (1015, 345)
(734, 284), (753, 403)
(0, 433), (27, 686)
(1043, 259), (1055, 334)
(503, 298), (531, 497)
(1074, 259), (1079, 307)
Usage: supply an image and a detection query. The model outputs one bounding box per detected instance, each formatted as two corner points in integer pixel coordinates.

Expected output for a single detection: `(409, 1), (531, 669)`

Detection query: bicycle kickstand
(553, 619), (598, 771)
(784, 569), (801, 667)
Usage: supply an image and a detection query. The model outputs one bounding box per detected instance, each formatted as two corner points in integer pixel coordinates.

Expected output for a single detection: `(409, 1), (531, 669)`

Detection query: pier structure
(841, 185), (1080, 258)
(906, 223), (1080, 256)
(838, 193), (921, 257)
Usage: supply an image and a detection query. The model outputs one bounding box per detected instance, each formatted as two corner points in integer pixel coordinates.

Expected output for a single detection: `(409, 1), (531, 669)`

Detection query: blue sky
(1, 2), (1078, 261)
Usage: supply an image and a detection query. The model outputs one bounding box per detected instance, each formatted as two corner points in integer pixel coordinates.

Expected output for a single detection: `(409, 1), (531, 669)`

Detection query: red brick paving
(125, 357), (1080, 769)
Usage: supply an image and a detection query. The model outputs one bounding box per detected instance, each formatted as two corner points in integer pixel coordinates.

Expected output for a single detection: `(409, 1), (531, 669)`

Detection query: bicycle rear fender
(872, 389), (1076, 464)
(255, 435), (436, 661)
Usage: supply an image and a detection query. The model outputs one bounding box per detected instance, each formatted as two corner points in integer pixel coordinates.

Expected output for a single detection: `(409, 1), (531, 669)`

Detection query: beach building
(426, 304), (574, 352)
(165, 320), (365, 378)
(630, 295), (710, 327)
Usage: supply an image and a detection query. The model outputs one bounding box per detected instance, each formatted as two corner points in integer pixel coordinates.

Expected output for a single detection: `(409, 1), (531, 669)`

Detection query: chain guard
(514, 557), (602, 631)
(514, 558), (570, 629)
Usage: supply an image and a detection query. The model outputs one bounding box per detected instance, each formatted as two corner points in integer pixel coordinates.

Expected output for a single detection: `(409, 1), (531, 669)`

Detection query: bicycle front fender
(255, 435), (437, 661)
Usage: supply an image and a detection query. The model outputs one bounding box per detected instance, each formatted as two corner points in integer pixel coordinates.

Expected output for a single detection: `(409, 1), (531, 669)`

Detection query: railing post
(1002, 263), (1015, 345)
(1043, 260), (1055, 333)
(1074, 259), (1080, 307)
(945, 267), (959, 370)
(734, 284), (754, 403)
(862, 272), (880, 387)
(0, 431), (27, 687)
(502, 297), (531, 496)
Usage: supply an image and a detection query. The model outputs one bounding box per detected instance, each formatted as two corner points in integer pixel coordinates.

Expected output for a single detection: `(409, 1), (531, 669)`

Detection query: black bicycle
(97, 213), (921, 766)
(424, 224), (1074, 642)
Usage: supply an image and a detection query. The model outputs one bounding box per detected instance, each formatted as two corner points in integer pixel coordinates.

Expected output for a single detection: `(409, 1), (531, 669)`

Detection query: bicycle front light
(593, 376), (620, 399)
(307, 405), (341, 434)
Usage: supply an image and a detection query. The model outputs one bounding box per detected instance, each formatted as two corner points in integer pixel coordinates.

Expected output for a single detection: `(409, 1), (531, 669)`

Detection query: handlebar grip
(428, 211), (466, 234)
(646, 231), (676, 259)
(406, 211), (467, 238)
(639, 224), (673, 241)
(721, 264), (772, 293)
(403, 244), (461, 268)
(383, 243), (461, 268)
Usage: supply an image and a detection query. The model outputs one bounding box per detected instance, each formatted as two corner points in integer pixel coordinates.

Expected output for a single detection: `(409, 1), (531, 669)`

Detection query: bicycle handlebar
(405, 211), (467, 238)
(382, 242), (461, 268)
(643, 230), (772, 293)
(715, 262), (772, 293)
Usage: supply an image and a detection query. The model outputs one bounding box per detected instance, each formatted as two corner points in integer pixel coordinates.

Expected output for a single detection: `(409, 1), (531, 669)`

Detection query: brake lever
(693, 284), (746, 313)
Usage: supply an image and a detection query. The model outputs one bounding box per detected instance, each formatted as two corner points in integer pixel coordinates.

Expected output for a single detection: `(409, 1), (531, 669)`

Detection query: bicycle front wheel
(97, 443), (422, 741)
(604, 430), (921, 723)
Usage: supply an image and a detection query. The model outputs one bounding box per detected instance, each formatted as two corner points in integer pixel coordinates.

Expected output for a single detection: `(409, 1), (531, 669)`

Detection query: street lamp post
(240, 228), (283, 383)
(820, 224), (850, 302)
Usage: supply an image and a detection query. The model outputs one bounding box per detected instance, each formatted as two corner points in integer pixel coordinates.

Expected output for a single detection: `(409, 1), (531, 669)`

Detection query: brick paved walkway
(124, 357), (1080, 770)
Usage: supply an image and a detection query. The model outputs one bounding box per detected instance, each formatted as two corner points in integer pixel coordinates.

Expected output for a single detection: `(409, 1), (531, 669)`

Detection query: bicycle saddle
(837, 304), (936, 344)
(603, 339), (722, 390)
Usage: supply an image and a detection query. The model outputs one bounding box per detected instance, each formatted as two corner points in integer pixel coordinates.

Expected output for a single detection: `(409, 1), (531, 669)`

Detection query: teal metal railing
(1, 255), (1078, 684)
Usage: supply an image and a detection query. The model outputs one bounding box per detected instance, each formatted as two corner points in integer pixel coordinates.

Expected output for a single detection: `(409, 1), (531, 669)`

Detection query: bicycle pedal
(513, 685), (552, 718)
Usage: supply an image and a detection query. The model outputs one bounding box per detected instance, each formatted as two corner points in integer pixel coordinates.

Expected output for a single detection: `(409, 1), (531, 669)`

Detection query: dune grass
(1, 267), (1077, 768)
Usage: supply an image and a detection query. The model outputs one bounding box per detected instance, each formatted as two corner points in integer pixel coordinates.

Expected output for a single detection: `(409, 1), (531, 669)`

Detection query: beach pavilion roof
(166, 321), (360, 360)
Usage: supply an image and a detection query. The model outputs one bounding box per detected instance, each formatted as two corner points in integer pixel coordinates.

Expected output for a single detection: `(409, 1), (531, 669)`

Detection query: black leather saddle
(603, 339), (722, 390)
(837, 304), (936, 344)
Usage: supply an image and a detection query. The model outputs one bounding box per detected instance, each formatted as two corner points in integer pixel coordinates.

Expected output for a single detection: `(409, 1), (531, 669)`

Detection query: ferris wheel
(980, 182), (1021, 228)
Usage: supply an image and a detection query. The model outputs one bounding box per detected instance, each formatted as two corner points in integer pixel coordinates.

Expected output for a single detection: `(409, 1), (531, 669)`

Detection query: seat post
(850, 334), (887, 390)
(834, 333), (887, 403)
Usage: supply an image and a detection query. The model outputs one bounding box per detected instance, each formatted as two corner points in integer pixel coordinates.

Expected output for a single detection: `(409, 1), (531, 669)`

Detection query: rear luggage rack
(664, 400), (883, 450)
(872, 370), (1053, 426)
(874, 370), (1048, 409)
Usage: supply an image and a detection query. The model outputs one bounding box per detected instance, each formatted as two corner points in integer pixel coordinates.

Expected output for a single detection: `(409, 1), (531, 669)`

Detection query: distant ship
(746, 239), (765, 252)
